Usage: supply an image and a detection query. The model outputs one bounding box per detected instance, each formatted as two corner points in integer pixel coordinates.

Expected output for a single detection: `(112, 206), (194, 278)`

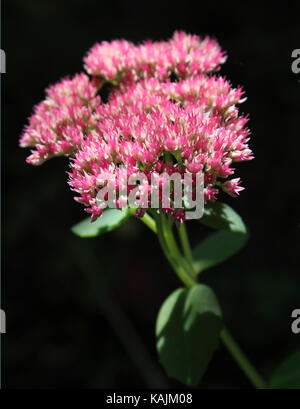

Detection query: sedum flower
(222, 178), (245, 197)
(20, 73), (101, 165)
(84, 31), (226, 84)
(84, 39), (137, 83)
(68, 83), (252, 221)
(20, 32), (253, 221)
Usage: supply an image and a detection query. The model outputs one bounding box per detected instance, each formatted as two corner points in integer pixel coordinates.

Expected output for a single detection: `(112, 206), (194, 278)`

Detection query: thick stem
(140, 212), (157, 233)
(177, 223), (196, 276)
(155, 213), (195, 288)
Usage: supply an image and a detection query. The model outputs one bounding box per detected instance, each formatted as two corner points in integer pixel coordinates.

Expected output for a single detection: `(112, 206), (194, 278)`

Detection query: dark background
(2, 0), (300, 388)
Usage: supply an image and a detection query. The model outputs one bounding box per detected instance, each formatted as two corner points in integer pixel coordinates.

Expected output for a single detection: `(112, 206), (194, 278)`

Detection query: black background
(3, 0), (300, 388)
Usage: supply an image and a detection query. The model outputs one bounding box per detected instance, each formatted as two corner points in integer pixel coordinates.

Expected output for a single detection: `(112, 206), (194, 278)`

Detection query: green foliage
(270, 350), (300, 389)
(193, 202), (248, 273)
(156, 285), (223, 386)
(193, 231), (248, 273)
(199, 201), (247, 233)
(71, 208), (130, 238)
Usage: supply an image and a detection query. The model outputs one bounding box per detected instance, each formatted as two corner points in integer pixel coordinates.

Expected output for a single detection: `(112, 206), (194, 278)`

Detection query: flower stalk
(141, 211), (267, 389)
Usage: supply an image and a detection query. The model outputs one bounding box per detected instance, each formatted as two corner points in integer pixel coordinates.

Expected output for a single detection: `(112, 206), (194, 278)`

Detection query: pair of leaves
(71, 208), (130, 238)
(156, 284), (223, 386)
(193, 201), (249, 273)
(71, 203), (246, 388)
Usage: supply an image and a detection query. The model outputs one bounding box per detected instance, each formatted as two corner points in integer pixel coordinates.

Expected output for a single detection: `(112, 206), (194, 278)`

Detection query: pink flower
(167, 31), (226, 77)
(84, 40), (137, 82)
(222, 178), (245, 197)
(84, 31), (226, 84)
(20, 73), (100, 165)
(68, 86), (252, 220)
(20, 32), (253, 221)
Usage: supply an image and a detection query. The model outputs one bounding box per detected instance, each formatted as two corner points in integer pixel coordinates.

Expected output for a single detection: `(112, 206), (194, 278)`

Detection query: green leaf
(156, 284), (223, 386)
(199, 201), (247, 234)
(270, 350), (300, 389)
(193, 230), (248, 273)
(71, 208), (130, 238)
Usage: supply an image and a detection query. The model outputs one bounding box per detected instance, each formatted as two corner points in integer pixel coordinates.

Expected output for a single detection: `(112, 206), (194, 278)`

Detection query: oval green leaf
(270, 350), (300, 389)
(199, 201), (247, 234)
(156, 284), (223, 387)
(71, 208), (130, 238)
(192, 230), (248, 273)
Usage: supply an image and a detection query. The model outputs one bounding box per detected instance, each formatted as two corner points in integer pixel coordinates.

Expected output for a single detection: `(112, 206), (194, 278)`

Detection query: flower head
(68, 81), (252, 221)
(20, 32), (253, 221)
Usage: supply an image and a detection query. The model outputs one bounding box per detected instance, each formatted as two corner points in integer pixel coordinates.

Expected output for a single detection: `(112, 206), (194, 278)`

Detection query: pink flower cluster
(84, 31), (226, 83)
(20, 31), (253, 221)
(20, 73), (100, 165)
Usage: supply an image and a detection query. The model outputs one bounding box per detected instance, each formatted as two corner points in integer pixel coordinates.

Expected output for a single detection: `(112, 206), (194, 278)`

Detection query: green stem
(140, 212), (157, 233)
(155, 213), (195, 288)
(138, 211), (266, 389)
(177, 223), (196, 276)
(162, 218), (185, 267)
(161, 215), (196, 285)
(221, 328), (267, 389)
